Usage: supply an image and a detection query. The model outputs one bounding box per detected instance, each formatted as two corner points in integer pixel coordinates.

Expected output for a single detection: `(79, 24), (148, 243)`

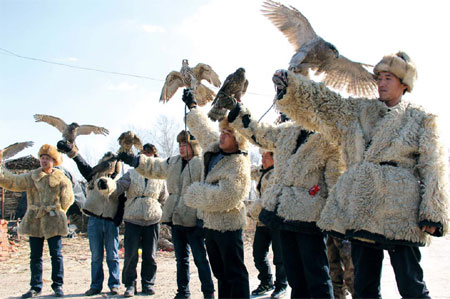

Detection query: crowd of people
(0, 51), (448, 299)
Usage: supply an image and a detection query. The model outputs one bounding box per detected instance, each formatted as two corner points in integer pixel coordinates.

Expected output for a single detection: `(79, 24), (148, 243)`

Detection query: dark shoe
(53, 286), (64, 297)
(271, 286), (287, 298)
(252, 283), (275, 296)
(124, 285), (137, 297)
(142, 287), (155, 296)
(110, 287), (119, 295)
(84, 288), (101, 296)
(174, 293), (189, 299)
(203, 293), (215, 299)
(21, 289), (41, 298)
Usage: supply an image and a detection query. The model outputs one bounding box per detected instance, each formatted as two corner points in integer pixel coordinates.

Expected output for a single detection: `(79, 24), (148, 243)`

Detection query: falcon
(33, 114), (109, 147)
(117, 131), (143, 154)
(208, 67), (248, 121)
(0, 141), (34, 161)
(262, 0), (377, 98)
(160, 59), (222, 106)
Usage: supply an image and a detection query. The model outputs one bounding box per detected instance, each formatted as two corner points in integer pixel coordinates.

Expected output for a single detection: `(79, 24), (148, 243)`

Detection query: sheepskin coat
(83, 172), (121, 220)
(136, 154), (202, 227)
(277, 71), (449, 246)
(248, 165), (274, 227)
(184, 108), (251, 232)
(229, 104), (344, 233)
(98, 169), (166, 225)
(0, 166), (74, 239)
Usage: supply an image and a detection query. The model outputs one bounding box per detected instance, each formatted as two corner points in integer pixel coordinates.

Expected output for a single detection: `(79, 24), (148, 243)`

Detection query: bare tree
(148, 115), (183, 158)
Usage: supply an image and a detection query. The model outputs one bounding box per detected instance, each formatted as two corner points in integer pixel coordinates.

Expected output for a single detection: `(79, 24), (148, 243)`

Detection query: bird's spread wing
(133, 135), (143, 151)
(193, 63), (221, 87)
(160, 71), (185, 103)
(315, 55), (377, 98)
(2, 141), (34, 160)
(77, 125), (109, 136)
(33, 114), (67, 133)
(195, 84), (216, 106)
(261, 0), (318, 50)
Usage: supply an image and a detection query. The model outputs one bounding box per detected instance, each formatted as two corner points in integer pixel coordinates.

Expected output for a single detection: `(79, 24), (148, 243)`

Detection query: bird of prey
(117, 131), (143, 154)
(208, 67), (249, 121)
(262, 0), (377, 98)
(160, 59), (222, 106)
(33, 114), (109, 149)
(0, 141), (34, 161)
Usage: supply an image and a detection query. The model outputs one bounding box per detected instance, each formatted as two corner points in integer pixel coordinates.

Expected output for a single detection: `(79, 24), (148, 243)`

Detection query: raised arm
(135, 155), (169, 180)
(185, 108), (219, 150)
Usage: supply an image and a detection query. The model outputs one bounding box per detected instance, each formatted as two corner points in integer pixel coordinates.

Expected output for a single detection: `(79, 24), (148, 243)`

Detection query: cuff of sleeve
(419, 220), (444, 237)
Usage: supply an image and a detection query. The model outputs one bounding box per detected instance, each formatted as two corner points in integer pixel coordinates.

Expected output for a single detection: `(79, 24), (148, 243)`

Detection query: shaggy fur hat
(219, 116), (249, 152)
(177, 130), (201, 156)
(141, 143), (159, 157)
(38, 144), (62, 166)
(374, 51), (417, 92)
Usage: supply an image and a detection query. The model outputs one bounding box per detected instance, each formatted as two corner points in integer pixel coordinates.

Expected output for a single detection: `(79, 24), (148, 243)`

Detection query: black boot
(124, 282), (137, 297)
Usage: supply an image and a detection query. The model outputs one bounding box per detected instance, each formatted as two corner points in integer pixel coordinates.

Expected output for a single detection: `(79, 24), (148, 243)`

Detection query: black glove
(117, 152), (139, 168)
(182, 88), (197, 109)
(227, 102), (242, 123)
(272, 69), (289, 100)
(57, 140), (73, 153)
(97, 178), (108, 190)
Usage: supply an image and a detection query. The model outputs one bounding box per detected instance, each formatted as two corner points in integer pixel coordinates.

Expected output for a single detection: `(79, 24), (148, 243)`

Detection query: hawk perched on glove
(0, 141), (34, 161)
(262, 0), (377, 98)
(117, 131), (143, 155)
(160, 59), (222, 106)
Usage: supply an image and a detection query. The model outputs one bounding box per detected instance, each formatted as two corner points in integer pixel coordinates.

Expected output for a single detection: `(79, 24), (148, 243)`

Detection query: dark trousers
(204, 228), (250, 298)
(29, 236), (63, 291)
(253, 226), (287, 289)
(351, 243), (430, 299)
(122, 222), (159, 288)
(279, 230), (333, 298)
(172, 225), (214, 296)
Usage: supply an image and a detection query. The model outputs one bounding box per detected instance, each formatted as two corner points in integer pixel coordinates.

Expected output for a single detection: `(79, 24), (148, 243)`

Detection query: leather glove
(117, 152), (139, 168)
(97, 178), (108, 190)
(272, 69), (289, 100)
(182, 88), (197, 109)
(227, 102), (242, 123)
(57, 140), (73, 153)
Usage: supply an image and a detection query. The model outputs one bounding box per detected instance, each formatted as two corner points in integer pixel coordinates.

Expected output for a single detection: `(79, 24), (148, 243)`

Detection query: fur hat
(141, 143), (159, 157)
(38, 144), (62, 166)
(177, 130), (201, 156)
(373, 51), (417, 92)
(219, 116), (249, 152)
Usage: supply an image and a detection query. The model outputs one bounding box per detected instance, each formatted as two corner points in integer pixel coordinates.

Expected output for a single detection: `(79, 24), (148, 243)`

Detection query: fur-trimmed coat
(0, 166), (74, 239)
(184, 108), (251, 232)
(229, 104), (344, 233)
(136, 154), (202, 227)
(97, 169), (166, 225)
(278, 71), (449, 246)
(248, 165), (274, 227)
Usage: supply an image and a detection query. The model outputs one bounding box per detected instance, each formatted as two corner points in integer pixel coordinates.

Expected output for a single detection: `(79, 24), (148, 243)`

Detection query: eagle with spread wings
(117, 131), (143, 155)
(0, 141), (34, 161)
(262, 0), (377, 98)
(160, 59), (222, 106)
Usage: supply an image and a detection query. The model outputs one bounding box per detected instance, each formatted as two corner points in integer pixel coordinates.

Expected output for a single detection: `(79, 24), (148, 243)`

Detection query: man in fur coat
(180, 89), (251, 298)
(248, 150), (287, 299)
(119, 132), (215, 299)
(226, 97), (344, 298)
(57, 142), (123, 296)
(99, 144), (167, 297)
(0, 144), (74, 298)
(272, 52), (449, 298)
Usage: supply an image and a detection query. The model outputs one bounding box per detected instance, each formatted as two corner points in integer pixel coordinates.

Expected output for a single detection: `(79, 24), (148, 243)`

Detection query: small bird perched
(0, 141), (34, 161)
(262, 0), (377, 98)
(34, 114), (109, 151)
(208, 67), (248, 121)
(160, 59), (222, 106)
(117, 131), (143, 155)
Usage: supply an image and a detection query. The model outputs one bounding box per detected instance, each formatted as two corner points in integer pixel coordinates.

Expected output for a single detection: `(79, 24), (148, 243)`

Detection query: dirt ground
(1, 233), (449, 299)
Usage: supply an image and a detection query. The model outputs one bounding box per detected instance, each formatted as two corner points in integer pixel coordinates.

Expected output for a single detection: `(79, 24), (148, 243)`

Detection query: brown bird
(262, 0), (377, 98)
(160, 59), (222, 106)
(34, 114), (109, 148)
(208, 67), (249, 121)
(117, 131), (143, 154)
(0, 141), (34, 161)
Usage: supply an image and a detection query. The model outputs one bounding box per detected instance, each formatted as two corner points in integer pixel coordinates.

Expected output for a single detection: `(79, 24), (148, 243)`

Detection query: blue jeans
(172, 225), (214, 296)
(87, 216), (120, 291)
(29, 236), (63, 291)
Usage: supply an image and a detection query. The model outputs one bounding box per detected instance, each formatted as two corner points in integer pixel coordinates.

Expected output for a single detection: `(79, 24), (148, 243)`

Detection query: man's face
(219, 129), (238, 152)
(179, 142), (193, 159)
(377, 72), (407, 105)
(143, 152), (154, 158)
(40, 154), (54, 171)
(261, 152), (274, 169)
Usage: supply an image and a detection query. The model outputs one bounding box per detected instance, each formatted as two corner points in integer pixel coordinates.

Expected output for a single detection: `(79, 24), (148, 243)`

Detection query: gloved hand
(272, 69), (289, 100)
(227, 102), (242, 123)
(57, 140), (73, 153)
(117, 152), (139, 168)
(182, 88), (197, 109)
(97, 178), (108, 190)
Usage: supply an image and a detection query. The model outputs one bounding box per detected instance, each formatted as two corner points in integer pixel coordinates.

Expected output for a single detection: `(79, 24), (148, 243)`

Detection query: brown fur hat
(374, 51), (417, 92)
(38, 144), (63, 166)
(177, 130), (201, 156)
(219, 116), (249, 152)
(141, 143), (159, 157)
